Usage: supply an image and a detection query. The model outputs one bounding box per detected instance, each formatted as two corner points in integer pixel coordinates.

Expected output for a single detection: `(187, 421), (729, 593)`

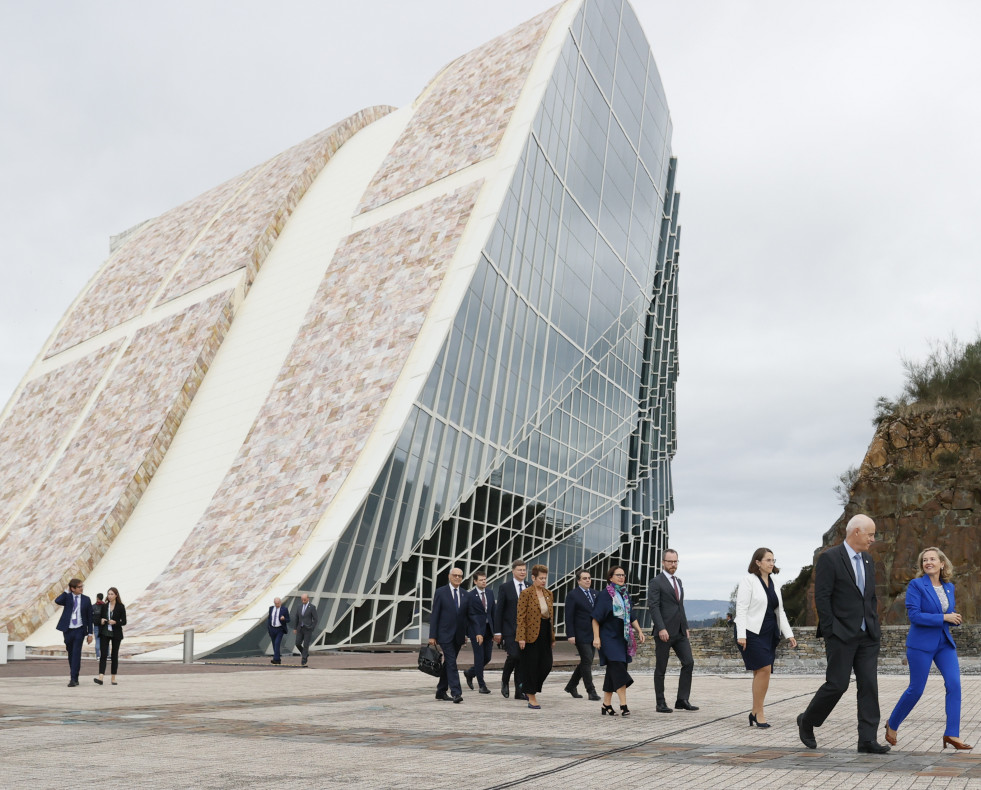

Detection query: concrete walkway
(2, 658), (980, 789)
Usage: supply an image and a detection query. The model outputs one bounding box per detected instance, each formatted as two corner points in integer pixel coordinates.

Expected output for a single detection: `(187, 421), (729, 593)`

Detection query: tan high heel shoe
(942, 736), (973, 751)
(884, 724), (897, 746)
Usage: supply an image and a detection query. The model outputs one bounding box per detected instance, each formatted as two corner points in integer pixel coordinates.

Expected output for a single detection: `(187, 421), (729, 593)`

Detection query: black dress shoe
(501, 681), (510, 698)
(435, 691), (450, 701)
(452, 695), (463, 703)
(478, 686), (491, 694)
(270, 659), (281, 665)
(798, 714), (817, 749)
(516, 692), (528, 701)
(565, 687), (583, 699)
(587, 691), (601, 701)
(857, 741), (891, 754)
(464, 670), (475, 690)
(656, 703), (673, 713)
(68, 680), (79, 687)
(675, 700), (699, 711)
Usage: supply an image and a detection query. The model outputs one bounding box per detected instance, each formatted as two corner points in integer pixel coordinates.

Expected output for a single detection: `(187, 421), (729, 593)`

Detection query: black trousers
(295, 626), (313, 662)
(654, 631), (694, 704)
(468, 626), (494, 685)
(566, 641), (596, 693)
(436, 640), (463, 697)
(501, 635), (523, 691)
(98, 633), (122, 675)
(802, 632), (880, 742)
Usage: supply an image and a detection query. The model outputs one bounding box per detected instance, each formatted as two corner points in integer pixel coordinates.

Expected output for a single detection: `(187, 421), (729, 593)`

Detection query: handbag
(418, 643), (443, 677)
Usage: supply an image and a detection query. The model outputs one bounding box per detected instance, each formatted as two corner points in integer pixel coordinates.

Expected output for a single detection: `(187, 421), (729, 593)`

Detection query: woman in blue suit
(885, 547), (972, 750)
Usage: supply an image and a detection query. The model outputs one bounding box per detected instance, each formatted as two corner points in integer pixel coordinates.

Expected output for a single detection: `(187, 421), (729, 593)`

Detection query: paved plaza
(2, 658), (981, 789)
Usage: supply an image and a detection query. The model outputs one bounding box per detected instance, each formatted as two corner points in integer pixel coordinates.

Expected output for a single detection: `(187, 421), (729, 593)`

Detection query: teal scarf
(606, 582), (637, 657)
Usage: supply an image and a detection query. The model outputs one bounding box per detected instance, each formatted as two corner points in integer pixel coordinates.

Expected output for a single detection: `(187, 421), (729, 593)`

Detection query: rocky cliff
(793, 406), (981, 626)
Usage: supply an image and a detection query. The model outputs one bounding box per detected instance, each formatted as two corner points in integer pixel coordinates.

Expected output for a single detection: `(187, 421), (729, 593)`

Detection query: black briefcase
(418, 643), (443, 677)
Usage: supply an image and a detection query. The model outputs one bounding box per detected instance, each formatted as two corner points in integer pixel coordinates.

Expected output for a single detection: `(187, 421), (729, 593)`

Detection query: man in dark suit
(54, 577), (94, 686)
(564, 569), (600, 700)
(292, 593), (317, 667)
(463, 570), (495, 694)
(493, 559), (528, 700)
(799, 514), (890, 753)
(428, 567), (469, 703)
(267, 597), (290, 664)
(648, 549), (697, 713)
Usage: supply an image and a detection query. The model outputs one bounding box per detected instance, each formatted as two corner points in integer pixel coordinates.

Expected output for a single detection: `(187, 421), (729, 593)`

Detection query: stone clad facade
(0, 0), (682, 657)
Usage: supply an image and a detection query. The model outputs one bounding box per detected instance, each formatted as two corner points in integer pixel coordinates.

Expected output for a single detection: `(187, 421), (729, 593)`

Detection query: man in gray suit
(293, 594), (318, 667)
(648, 549), (697, 713)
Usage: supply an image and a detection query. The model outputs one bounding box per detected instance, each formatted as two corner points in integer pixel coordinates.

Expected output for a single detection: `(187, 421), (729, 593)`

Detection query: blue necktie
(854, 554), (867, 631)
(586, 589), (593, 606)
(453, 588), (459, 609)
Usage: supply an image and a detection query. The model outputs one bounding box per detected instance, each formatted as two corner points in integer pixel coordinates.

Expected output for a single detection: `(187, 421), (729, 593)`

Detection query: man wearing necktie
(799, 514), (890, 754)
(463, 570), (496, 694)
(54, 577), (94, 687)
(428, 567), (469, 703)
(493, 560), (529, 700)
(292, 593), (318, 667)
(266, 597), (290, 665)
(564, 569), (601, 700)
(648, 549), (697, 713)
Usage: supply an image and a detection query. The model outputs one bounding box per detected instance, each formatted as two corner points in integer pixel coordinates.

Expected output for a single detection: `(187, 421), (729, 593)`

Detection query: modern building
(0, 0), (679, 658)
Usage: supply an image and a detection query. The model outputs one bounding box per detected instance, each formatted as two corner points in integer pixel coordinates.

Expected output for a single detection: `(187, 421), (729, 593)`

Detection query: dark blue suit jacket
(494, 579), (523, 638)
(429, 585), (470, 647)
(564, 584), (597, 643)
(905, 575), (957, 652)
(267, 605), (290, 634)
(55, 591), (93, 634)
(465, 587), (495, 639)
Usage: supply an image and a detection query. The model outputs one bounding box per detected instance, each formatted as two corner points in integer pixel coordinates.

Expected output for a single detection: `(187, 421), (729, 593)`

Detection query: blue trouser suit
(888, 643), (961, 736)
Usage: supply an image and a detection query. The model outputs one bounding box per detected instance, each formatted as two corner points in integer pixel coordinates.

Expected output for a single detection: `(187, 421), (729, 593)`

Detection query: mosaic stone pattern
(46, 175), (258, 356)
(0, 292), (234, 640)
(126, 185), (480, 638)
(48, 107), (393, 355)
(356, 5), (560, 213)
(0, 342), (119, 530)
(160, 106), (393, 302)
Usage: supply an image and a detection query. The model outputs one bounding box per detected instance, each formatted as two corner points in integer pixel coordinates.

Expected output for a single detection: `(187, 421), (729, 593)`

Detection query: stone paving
(2, 660), (980, 789)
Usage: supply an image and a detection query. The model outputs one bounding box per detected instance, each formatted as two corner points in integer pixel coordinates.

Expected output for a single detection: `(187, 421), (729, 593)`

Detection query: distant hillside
(683, 599), (729, 620)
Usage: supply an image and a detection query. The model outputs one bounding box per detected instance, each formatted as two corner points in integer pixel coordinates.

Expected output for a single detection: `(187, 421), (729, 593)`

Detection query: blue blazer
(564, 585), (597, 643)
(429, 585), (470, 647)
(465, 587), (495, 638)
(55, 591), (93, 634)
(905, 575), (957, 653)
(267, 605), (290, 634)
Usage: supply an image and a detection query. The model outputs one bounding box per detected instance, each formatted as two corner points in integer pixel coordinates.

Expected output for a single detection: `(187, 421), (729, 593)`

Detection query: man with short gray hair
(293, 594), (317, 667)
(799, 514), (889, 753)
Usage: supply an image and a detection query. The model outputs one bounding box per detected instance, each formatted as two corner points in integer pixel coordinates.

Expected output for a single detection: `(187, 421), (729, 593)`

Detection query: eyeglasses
(449, 573), (463, 578)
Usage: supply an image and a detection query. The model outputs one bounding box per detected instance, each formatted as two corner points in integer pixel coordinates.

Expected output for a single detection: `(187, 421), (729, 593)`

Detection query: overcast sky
(2, 1), (980, 599)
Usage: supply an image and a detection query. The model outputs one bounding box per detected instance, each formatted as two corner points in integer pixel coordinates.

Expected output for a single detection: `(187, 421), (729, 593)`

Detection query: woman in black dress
(516, 564), (555, 709)
(591, 565), (646, 716)
(735, 548), (796, 727)
(94, 586), (126, 686)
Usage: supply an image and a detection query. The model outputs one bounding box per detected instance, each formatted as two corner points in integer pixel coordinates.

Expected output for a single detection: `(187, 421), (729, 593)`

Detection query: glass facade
(243, 0), (680, 651)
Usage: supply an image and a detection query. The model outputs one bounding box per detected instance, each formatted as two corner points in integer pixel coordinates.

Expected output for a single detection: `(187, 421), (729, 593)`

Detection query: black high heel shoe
(620, 705), (631, 717)
(601, 704), (617, 716)
(749, 713), (770, 729)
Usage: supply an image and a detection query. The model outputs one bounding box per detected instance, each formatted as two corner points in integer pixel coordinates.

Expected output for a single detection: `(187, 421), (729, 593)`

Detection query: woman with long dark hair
(735, 548), (796, 727)
(94, 586), (126, 686)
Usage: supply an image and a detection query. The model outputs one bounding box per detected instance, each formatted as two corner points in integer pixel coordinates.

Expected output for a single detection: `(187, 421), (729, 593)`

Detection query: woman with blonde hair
(516, 564), (555, 709)
(885, 547), (971, 750)
(735, 548), (796, 727)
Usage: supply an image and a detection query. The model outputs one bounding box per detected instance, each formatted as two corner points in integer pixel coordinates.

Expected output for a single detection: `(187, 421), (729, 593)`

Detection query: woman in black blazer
(94, 586), (126, 685)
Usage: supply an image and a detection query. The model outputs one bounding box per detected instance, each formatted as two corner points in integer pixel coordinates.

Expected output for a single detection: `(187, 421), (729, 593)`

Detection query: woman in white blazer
(735, 548), (796, 728)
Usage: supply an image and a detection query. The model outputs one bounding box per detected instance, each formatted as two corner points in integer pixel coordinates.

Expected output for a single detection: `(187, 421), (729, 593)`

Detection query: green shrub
(937, 450), (960, 469)
(902, 335), (981, 405)
(949, 413), (981, 443)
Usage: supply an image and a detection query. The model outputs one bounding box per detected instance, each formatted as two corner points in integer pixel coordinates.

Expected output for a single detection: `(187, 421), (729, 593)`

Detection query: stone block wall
(630, 625), (981, 673)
